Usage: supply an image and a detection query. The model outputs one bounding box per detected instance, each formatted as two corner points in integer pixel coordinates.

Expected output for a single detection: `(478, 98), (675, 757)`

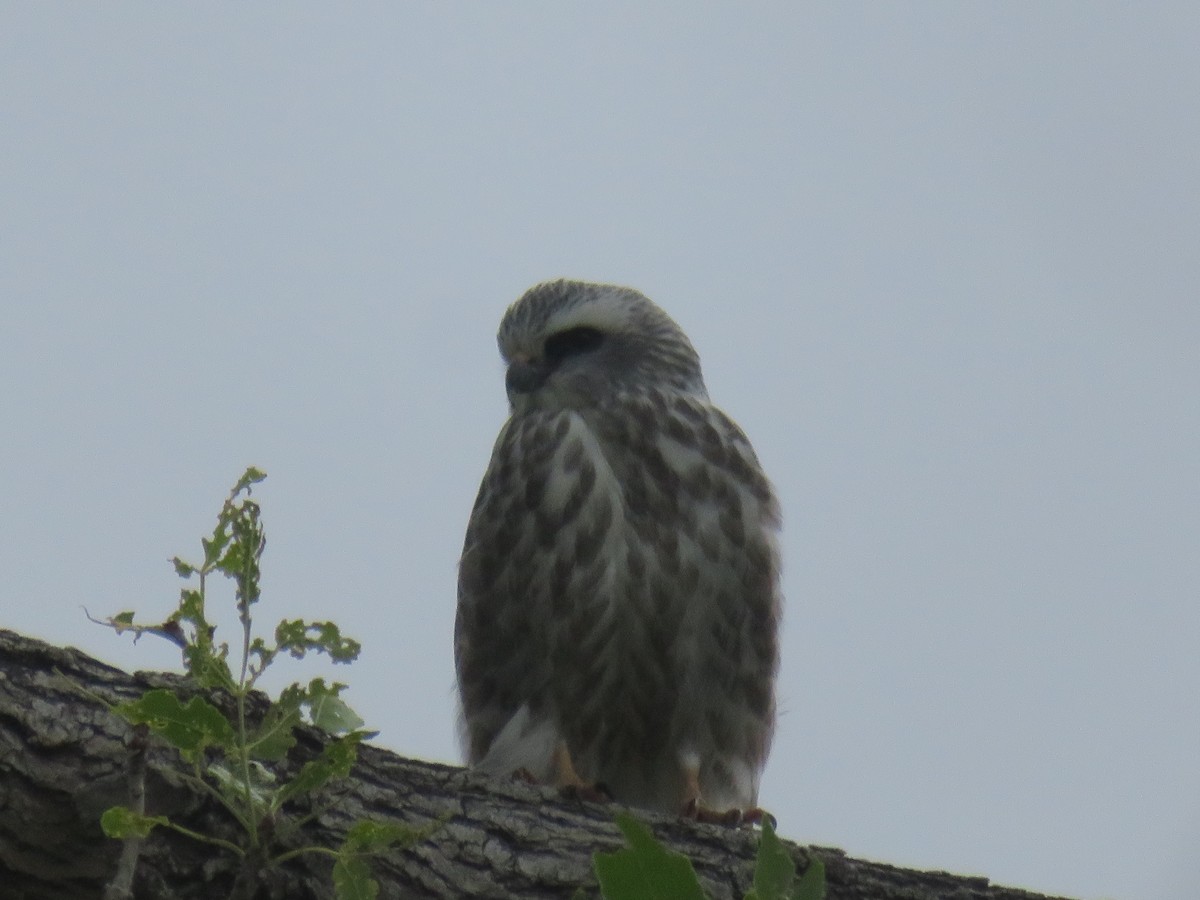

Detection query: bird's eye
(544, 326), (604, 365)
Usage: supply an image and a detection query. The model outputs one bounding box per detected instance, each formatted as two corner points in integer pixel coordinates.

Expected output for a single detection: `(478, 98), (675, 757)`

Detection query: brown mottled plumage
(456, 280), (781, 815)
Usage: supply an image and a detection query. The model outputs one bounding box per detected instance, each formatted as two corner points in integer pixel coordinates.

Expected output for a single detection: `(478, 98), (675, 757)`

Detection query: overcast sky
(2, 6), (1197, 900)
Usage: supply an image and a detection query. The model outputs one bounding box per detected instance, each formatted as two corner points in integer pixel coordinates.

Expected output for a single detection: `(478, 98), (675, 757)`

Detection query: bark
(0, 629), (1075, 900)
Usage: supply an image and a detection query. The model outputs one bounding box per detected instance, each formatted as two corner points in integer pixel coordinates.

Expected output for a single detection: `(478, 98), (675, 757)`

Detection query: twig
(102, 723), (150, 900)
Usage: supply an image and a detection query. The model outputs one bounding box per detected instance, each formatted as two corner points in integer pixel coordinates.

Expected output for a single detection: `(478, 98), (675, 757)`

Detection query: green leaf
(100, 805), (169, 839)
(247, 683), (306, 761)
(208, 759), (276, 813)
(174, 589), (206, 628)
(332, 855), (377, 900)
(306, 679), (365, 733)
(793, 857), (825, 900)
(342, 819), (424, 854)
(247, 702), (301, 761)
(336, 815), (446, 862)
(111, 611), (136, 628)
(310, 692), (362, 733)
(182, 641), (234, 689)
(202, 526), (232, 569)
(117, 689), (234, 758)
(275, 620), (362, 663)
(171, 557), (197, 578)
(217, 537), (257, 579)
(247, 636), (274, 673)
(746, 818), (795, 900)
(594, 812), (706, 900)
(275, 731), (366, 807)
(234, 466), (267, 495)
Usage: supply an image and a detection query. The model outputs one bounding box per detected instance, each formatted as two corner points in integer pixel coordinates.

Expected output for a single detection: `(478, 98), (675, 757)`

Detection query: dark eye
(543, 326), (604, 365)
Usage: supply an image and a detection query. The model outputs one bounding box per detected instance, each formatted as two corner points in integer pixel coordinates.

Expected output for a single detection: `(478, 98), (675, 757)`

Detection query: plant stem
(182, 765), (253, 835)
(163, 820), (246, 857)
(235, 687), (258, 848)
(271, 845), (340, 865)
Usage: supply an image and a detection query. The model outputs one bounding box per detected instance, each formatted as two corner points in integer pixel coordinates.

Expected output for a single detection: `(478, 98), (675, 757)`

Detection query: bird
(455, 279), (781, 820)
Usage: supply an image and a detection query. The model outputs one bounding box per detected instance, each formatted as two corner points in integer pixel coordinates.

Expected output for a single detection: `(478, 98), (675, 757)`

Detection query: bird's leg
(678, 761), (770, 827)
(553, 740), (611, 803)
(552, 740), (587, 788)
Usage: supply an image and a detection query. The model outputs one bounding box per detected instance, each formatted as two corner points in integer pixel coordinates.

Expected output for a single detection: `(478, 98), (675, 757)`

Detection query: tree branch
(0, 630), (1075, 900)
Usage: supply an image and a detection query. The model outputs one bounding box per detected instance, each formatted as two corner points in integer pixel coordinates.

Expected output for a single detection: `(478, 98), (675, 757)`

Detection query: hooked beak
(505, 353), (550, 397)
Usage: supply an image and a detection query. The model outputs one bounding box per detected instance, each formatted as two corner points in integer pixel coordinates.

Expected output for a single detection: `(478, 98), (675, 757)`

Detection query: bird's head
(497, 280), (707, 413)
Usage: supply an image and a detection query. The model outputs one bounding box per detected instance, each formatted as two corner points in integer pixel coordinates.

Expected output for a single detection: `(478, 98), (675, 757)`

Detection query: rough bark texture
(0, 629), (1075, 900)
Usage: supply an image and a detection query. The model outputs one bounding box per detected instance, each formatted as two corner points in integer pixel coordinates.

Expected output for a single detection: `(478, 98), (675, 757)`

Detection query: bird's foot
(559, 780), (613, 804)
(553, 740), (612, 804)
(678, 760), (774, 827)
(680, 798), (775, 828)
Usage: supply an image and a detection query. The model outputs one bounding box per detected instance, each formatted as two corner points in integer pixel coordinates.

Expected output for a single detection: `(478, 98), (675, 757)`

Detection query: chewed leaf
(332, 854), (377, 900)
(594, 811), (706, 900)
(306, 679), (365, 732)
(117, 688), (234, 757)
(233, 466), (267, 494)
(793, 857), (825, 900)
(248, 702), (301, 761)
(101, 806), (169, 839)
(275, 731), (366, 807)
(343, 819), (431, 853)
(275, 619), (362, 663)
(171, 557), (197, 578)
(746, 818), (794, 900)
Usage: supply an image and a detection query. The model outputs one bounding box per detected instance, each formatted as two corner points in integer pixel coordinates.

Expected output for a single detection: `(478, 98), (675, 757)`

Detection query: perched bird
(455, 279), (781, 819)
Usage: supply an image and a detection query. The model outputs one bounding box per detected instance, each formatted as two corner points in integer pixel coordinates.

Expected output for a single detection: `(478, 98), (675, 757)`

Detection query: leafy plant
(746, 818), (824, 900)
(594, 812), (824, 900)
(96, 468), (426, 899)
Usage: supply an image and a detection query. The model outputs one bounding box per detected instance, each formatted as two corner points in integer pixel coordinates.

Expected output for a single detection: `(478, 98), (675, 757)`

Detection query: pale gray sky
(2, 6), (1197, 900)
